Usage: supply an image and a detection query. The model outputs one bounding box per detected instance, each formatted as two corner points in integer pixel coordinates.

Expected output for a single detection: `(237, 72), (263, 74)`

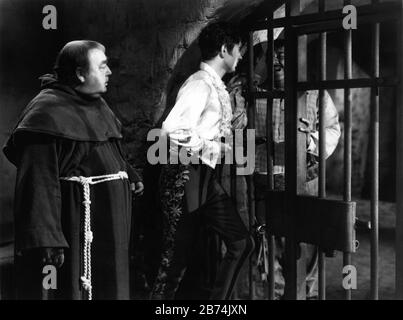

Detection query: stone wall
(0, 0), (265, 240)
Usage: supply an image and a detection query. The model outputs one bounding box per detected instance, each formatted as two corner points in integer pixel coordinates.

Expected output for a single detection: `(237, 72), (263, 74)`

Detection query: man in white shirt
(150, 22), (254, 300)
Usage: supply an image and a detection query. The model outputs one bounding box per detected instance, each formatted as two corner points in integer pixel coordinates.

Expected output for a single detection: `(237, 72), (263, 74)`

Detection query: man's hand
(298, 117), (313, 146)
(41, 248), (64, 268)
(226, 74), (246, 92)
(131, 182), (144, 196)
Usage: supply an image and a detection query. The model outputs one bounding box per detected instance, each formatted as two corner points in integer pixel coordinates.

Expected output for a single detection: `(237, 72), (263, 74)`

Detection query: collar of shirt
(200, 62), (226, 90)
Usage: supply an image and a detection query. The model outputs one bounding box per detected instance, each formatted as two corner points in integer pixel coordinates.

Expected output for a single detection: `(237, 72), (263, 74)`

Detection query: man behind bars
(3, 40), (144, 300)
(150, 22), (254, 300)
(253, 39), (341, 299)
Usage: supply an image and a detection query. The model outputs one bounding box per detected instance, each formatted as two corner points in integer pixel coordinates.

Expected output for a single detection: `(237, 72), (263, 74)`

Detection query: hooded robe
(3, 75), (141, 300)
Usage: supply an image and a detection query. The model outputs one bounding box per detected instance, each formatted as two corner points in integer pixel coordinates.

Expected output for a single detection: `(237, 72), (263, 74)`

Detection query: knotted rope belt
(60, 171), (129, 300)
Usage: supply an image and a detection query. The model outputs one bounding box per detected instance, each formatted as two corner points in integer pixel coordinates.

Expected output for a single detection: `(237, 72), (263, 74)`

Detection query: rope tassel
(60, 171), (128, 300)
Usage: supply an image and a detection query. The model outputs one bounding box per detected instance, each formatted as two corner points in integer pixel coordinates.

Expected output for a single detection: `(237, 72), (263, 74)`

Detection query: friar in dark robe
(3, 40), (144, 300)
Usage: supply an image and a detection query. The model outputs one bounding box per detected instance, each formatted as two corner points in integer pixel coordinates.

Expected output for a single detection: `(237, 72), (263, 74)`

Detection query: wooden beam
(267, 191), (356, 252)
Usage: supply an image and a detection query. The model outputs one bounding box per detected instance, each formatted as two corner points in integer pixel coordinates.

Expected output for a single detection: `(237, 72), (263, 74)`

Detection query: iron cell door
(245, 0), (402, 300)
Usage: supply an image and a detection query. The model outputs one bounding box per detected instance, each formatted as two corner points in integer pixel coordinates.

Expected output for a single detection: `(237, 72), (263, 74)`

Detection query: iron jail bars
(232, 0), (403, 300)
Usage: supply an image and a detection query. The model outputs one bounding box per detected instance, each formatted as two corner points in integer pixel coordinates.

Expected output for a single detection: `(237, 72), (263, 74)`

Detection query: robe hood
(3, 74), (123, 165)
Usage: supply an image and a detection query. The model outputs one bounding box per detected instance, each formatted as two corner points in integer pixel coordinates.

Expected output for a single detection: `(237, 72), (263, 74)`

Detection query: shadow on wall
(153, 0), (267, 128)
(154, 42), (201, 128)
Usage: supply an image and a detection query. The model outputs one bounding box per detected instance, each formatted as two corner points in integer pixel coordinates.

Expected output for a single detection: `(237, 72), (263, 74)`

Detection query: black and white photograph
(0, 0), (402, 307)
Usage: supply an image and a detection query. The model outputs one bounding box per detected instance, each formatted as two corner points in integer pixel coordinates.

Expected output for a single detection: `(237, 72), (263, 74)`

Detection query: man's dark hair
(54, 40), (105, 86)
(198, 22), (243, 61)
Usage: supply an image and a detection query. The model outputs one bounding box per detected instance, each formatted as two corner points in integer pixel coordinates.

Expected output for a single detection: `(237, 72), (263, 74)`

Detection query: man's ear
(75, 67), (86, 83)
(219, 44), (226, 58)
